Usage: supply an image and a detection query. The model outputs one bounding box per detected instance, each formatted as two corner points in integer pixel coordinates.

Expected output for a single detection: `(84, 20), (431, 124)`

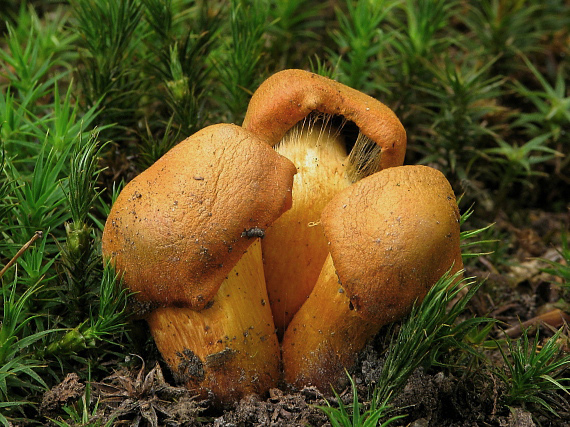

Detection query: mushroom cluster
(102, 70), (463, 406)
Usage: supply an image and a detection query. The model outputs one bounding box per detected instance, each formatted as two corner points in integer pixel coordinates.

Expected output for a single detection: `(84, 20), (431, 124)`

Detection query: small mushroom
(281, 165), (464, 390)
(242, 69), (407, 334)
(102, 124), (296, 405)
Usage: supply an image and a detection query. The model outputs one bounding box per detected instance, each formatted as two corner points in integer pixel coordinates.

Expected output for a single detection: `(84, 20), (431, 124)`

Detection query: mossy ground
(1, 1), (569, 425)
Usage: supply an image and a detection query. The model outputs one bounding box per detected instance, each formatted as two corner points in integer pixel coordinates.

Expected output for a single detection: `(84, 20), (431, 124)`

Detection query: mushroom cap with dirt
(282, 165), (464, 390)
(102, 123), (296, 406)
(242, 69), (407, 335)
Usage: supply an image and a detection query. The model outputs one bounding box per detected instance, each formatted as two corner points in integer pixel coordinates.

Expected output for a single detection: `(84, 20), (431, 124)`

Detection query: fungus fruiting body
(102, 124), (296, 405)
(103, 70), (463, 403)
(281, 165), (464, 390)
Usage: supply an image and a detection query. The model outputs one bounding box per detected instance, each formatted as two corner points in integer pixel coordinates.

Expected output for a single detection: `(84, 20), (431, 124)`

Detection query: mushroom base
(147, 239), (280, 407)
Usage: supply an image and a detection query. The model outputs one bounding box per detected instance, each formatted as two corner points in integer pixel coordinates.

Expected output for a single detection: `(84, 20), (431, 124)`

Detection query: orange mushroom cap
(242, 69), (407, 171)
(320, 165), (464, 325)
(102, 124), (296, 310)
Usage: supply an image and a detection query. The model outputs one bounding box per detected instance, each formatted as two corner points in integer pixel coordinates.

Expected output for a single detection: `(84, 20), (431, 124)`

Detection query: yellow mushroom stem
(262, 114), (384, 336)
(146, 239), (280, 406)
(281, 254), (379, 390)
(262, 116), (350, 335)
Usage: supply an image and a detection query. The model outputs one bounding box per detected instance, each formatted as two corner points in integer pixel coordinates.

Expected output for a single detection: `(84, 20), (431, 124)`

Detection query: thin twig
(505, 309), (570, 338)
(0, 231), (43, 279)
